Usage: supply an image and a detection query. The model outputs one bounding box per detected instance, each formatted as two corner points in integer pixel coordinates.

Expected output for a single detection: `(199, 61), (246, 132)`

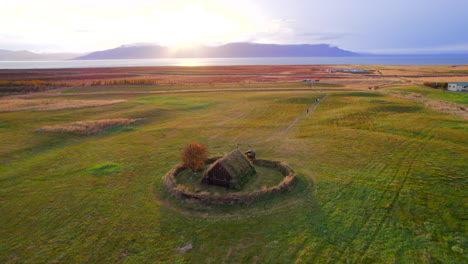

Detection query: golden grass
(406, 76), (468, 83)
(423, 100), (468, 118)
(37, 118), (140, 135)
(385, 91), (468, 119)
(0, 99), (125, 112)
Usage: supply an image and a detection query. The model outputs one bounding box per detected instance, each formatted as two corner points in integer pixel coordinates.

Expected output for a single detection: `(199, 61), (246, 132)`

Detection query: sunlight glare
(150, 5), (245, 48)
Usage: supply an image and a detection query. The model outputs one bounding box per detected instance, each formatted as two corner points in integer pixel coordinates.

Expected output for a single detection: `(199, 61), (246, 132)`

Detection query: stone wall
(163, 158), (298, 205)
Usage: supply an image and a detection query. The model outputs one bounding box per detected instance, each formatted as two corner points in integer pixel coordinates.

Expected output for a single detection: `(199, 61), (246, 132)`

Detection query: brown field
(36, 118), (140, 135)
(383, 91), (468, 119)
(402, 76), (468, 83)
(0, 99), (125, 112)
(1, 65), (466, 89)
(1, 65), (466, 115)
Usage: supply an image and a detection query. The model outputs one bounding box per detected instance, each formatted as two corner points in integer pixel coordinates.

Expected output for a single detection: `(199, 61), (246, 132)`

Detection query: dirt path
(269, 93), (328, 141)
(284, 93), (328, 133)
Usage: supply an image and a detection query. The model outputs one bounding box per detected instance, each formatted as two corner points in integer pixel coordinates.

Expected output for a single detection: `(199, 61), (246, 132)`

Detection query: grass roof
(203, 149), (256, 189)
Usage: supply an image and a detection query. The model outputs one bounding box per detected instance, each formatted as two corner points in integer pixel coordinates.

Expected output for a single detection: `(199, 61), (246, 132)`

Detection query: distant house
(448, 82), (468, 92)
(328, 68), (366, 73)
(201, 150), (256, 189)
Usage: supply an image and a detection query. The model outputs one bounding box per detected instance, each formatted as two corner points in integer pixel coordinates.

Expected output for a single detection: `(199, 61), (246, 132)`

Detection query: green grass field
(0, 84), (466, 263)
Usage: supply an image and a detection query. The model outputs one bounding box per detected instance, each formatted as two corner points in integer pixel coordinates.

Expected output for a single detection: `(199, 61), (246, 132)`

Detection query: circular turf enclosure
(163, 157), (298, 205)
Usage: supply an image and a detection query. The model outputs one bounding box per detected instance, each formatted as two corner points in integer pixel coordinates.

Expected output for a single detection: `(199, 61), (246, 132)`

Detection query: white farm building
(448, 82), (468, 92)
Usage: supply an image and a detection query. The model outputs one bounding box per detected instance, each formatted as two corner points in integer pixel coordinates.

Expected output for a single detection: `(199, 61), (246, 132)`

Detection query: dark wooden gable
(205, 163), (231, 188)
(202, 150), (256, 189)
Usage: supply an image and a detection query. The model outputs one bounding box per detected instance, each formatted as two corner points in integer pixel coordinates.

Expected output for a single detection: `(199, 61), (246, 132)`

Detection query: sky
(1, 0), (468, 54)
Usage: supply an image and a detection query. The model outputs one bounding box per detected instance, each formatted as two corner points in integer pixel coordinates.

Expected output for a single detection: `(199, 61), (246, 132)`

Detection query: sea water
(0, 56), (467, 69)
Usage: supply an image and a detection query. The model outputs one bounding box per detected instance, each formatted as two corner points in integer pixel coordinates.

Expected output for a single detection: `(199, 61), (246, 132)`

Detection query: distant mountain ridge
(73, 43), (359, 60)
(0, 49), (86, 61)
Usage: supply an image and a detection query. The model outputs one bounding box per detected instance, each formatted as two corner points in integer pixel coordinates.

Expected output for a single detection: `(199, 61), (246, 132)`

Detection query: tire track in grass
(291, 94), (405, 262)
(354, 126), (436, 262)
(324, 126), (436, 263)
(302, 134), (418, 263)
(302, 120), (436, 263)
(335, 141), (417, 262)
(320, 146), (393, 210)
(316, 122), (411, 211)
(290, 95), (404, 262)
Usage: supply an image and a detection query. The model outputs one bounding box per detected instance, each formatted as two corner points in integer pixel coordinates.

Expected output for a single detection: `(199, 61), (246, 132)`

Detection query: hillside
(73, 42), (359, 60)
(0, 49), (86, 61)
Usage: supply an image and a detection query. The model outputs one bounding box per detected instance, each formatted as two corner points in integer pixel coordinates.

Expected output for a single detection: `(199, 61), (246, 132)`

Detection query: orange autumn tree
(181, 142), (208, 175)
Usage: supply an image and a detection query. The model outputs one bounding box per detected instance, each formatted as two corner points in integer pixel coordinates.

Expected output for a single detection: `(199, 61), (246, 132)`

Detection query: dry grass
(2, 65), (466, 96)
(406, 76), (468, 83)
(384, 91), (468, 119)
(0, 99), (125, 112)
(423, 99), (468, 118)
(377, 65), (468, 74)
(37, 118), (140, 135)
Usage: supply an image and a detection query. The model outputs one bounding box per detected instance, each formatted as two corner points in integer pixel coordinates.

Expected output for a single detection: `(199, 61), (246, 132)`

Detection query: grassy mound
(87, 162), (123, 175)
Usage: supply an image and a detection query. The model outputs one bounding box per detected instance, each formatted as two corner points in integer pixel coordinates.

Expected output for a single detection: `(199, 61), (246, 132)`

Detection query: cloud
(74, 29), (90, 33)
(367, 43), (468, 54)
(239, 18), (297, 44)
(0, 33), (22, 41)
(301, 32), (352, 41)
(1, 0), (467, 54)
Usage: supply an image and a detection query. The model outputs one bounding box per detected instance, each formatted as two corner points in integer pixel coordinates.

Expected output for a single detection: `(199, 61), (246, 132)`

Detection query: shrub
(181, 142), (208, 174)
(423, 82), (448, 90)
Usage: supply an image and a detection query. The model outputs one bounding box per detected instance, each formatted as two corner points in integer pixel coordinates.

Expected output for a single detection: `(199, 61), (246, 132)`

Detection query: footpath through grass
(0, 87), (466, 263)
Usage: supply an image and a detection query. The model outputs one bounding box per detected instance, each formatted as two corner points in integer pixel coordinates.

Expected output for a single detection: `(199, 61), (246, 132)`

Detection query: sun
(149, 5), (245, 48)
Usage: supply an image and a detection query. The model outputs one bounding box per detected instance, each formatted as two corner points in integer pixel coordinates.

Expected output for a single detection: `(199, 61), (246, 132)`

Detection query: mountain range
(0, 49), (86, 61)
(73, 43), (359, 60)
(0, 43), (359, 61)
